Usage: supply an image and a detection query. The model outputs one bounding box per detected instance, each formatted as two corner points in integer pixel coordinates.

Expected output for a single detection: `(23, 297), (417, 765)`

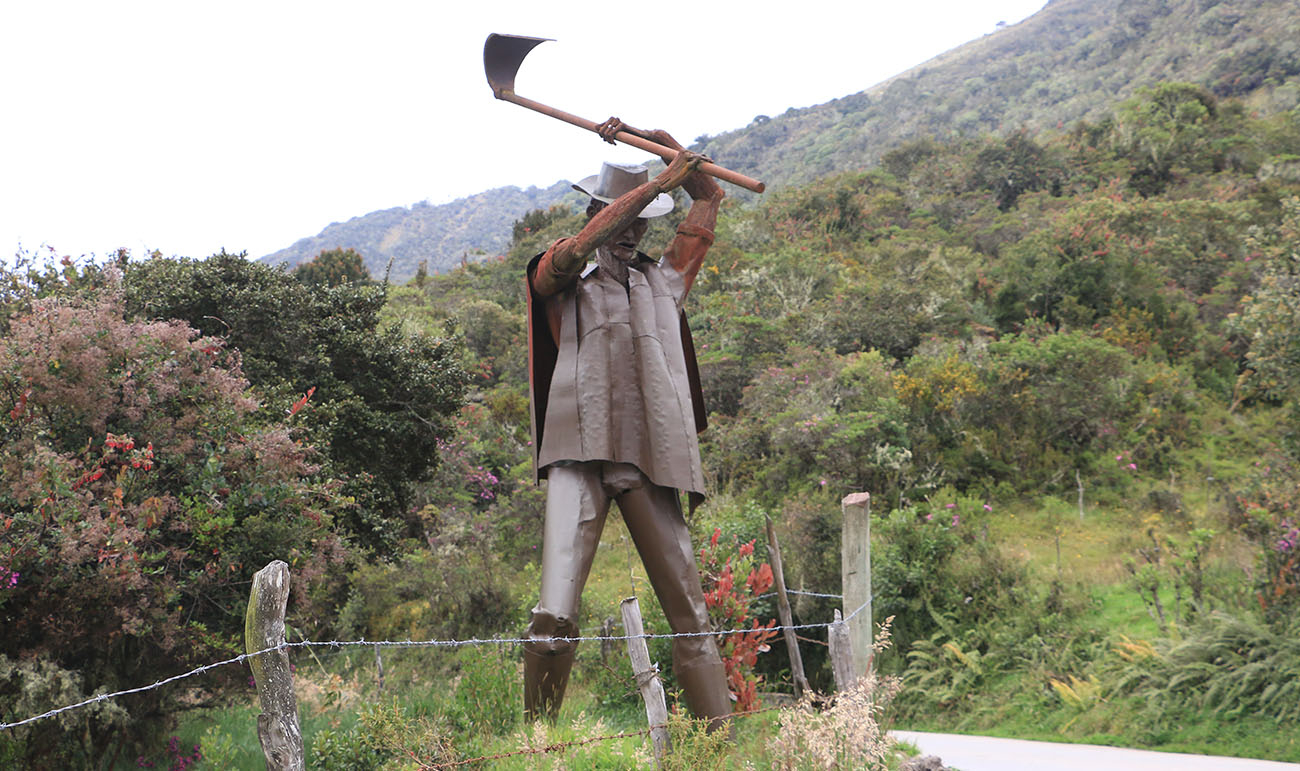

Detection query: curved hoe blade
(484, 33), (553, 98)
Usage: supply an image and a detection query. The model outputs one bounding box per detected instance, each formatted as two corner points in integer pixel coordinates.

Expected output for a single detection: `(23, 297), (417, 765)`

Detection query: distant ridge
(259, 181), (575, 283)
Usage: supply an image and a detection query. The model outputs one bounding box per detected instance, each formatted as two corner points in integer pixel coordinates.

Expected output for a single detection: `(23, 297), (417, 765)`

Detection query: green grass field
(141, 492), (1298, 768)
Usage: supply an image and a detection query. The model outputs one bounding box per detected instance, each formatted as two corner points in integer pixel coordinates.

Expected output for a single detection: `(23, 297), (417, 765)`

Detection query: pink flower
(1127, 463), (1137, 470)
(945, 503), (956, 509)
(983, 504), (993, 512)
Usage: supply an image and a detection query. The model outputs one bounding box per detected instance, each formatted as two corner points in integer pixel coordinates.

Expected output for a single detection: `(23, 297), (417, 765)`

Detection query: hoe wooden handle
(503, 92), (766, 194)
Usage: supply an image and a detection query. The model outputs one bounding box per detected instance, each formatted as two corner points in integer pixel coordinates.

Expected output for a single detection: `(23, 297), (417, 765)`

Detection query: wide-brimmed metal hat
(573, 162), (674, 218)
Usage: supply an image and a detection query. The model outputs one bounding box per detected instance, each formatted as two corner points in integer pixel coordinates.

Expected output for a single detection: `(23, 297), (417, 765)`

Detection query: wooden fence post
(621, 597), (670, 764)
(827, 609), (856, 692)
(841, 492), (872, 678)
(765, 515), (810, 699)
(599, 616), (618, 664)
(246, 560), (305, 771)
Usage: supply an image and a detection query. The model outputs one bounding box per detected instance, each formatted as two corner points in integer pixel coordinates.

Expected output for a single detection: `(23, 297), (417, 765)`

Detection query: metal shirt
(534, 258), (705, 498)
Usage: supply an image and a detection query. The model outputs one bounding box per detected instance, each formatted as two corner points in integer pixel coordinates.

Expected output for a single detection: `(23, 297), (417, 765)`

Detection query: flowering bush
(698, 528), (777, 711)
(0, 289), (346, 765)
(1233, 456), (1300, 623)
(121, 252), (467, 554)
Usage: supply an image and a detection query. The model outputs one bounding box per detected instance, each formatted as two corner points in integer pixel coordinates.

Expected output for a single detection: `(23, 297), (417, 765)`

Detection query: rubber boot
(523, 647), (574, 723)
(674, 655), (734, 737)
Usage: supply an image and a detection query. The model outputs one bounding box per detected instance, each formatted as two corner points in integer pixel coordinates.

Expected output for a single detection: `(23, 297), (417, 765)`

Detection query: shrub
(0, 288), (346, 766)
(872, 501), (1026, 663)
(698, 528), (777, 711)
(122, 252), (466, 554)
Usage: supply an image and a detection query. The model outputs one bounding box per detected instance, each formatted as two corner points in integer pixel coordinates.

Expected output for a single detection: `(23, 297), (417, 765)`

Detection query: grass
(889, 480), (1300, 763)
(142, 479), (1295, 767)
(142, 511), (909, 770)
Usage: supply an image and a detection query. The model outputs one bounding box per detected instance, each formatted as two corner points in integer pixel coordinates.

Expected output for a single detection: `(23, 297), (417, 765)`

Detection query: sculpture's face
(588, 200), (649, 264)
(605, 217), (649, 264)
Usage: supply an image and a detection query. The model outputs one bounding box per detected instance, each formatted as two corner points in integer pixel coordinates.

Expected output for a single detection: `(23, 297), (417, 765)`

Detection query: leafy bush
(706, 348), (909, 506)
(698, 528), (777, 711)
(122, 252), (467, 554)
(0, 288), (346, 766)
(872, 501), (1026, 663)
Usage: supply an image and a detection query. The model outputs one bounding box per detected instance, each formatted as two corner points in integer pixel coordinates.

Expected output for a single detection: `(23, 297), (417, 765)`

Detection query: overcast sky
(1, 1), (1046, 264)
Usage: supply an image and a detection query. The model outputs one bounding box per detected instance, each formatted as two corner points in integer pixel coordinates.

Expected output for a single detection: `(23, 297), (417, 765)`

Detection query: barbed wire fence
(3, 495), (879, 767)
(0, 594), (875, 733)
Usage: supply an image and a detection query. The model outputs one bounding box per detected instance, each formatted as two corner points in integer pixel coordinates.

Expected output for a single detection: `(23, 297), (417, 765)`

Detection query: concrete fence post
(841, 492), (872, 678)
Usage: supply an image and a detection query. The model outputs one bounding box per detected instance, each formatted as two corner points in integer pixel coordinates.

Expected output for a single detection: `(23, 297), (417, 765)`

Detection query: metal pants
(524, 461), (730, 726)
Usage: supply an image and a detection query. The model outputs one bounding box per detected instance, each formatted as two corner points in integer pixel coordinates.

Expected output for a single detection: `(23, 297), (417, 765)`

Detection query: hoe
(484, 33), (766, 194)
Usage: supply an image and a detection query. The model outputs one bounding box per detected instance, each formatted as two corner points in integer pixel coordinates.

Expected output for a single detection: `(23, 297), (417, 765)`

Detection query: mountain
(261, 0), (1300, 283)
(259, 181), (575, 283)
(695, 0), (1300, 192)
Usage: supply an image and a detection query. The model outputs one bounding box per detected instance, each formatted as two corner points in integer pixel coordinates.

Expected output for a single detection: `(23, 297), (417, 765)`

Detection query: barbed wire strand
(756, 589), (844, 600)
(0, 595), (877, 732)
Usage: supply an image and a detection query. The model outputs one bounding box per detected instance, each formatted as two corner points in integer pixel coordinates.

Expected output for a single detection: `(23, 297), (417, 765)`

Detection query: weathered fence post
(599, 616), (618, 663)
(621, 597), (670, 764)
(841, 492), (872, 678)
(827, 609), (856, 692)
(246, 560), (305, 771)
(765, 515), (810, 699)
(1076, 469), (1086, 521)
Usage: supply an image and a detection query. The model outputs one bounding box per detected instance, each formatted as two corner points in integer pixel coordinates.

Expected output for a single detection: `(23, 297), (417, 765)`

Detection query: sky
(1, 0), (1047, 264)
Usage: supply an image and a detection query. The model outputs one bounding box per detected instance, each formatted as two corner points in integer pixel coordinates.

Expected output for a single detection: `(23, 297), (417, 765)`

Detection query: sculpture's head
(573, 162), (673, 264)
(585, 198), (647, 264)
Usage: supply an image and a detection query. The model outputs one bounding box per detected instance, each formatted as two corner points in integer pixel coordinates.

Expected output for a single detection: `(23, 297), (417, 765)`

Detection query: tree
(970, 130), (1058, 211)
(1228, 196), (1300, 453)
(123, 252), (467, 553)
(293, 247), (371, 286)
(1113, 83), (1220, 196)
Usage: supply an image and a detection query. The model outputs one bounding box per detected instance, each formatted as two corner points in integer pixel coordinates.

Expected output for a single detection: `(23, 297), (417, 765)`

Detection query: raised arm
(530, 150), (705, 297)
(648, 129), (724, 297)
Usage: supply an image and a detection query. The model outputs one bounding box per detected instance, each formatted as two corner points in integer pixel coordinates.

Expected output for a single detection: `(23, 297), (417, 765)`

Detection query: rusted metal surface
(522, 152), (732, 729)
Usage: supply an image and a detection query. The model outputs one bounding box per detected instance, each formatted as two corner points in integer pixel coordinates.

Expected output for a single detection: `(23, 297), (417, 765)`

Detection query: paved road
(894, 731), (1300, 771)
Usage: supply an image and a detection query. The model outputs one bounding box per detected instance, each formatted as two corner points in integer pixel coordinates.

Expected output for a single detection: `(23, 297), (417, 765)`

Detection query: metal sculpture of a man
(523, 120), (731, 730)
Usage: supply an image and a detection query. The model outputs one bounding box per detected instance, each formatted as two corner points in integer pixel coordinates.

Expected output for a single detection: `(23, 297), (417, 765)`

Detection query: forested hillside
(259, 0), (1300, 284)
(377, 80), (1300, 759)
(698, 0), (1300, 190)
